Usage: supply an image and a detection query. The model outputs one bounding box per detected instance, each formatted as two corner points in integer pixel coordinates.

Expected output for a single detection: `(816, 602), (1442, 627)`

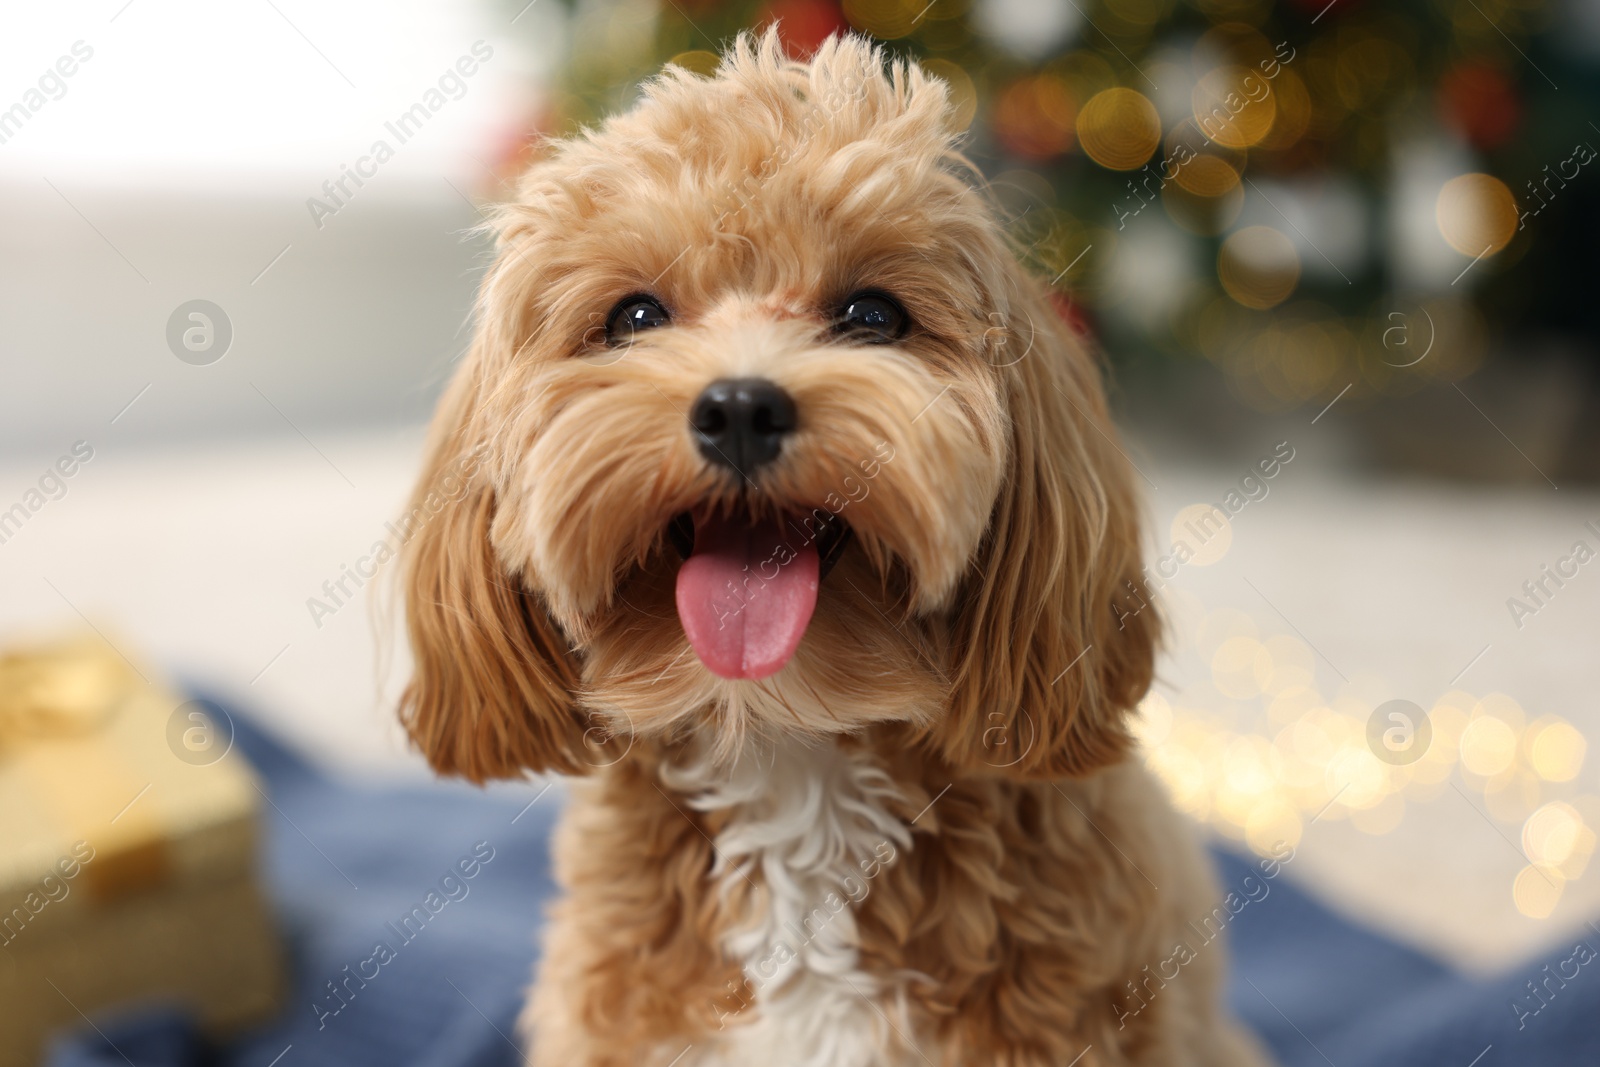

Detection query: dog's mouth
(667, 506), (852, 681)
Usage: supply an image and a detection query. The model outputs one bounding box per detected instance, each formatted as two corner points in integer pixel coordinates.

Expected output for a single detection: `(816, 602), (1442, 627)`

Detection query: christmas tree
(501, 0), (1595, 470)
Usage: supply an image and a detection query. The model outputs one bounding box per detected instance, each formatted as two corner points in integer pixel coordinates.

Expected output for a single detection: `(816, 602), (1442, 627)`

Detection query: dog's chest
(662, 738), (918, 1067)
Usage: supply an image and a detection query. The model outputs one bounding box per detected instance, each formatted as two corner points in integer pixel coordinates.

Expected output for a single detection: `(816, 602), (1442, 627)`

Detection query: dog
(398, 29), (1270, 1067)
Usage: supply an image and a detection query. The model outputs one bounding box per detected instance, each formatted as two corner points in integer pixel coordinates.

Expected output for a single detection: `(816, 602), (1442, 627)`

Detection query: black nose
(689, 377), (797, 476)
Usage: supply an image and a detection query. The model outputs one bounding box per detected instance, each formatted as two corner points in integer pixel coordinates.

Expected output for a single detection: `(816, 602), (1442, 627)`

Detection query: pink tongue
(674, 513), (819, 680)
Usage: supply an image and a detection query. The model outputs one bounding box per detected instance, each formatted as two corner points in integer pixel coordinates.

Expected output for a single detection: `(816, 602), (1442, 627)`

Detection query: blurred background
(2, 0), (1598, 1060)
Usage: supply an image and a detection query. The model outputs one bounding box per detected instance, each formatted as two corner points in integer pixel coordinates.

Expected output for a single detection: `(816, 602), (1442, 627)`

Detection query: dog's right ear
(398, 378), (592, 781)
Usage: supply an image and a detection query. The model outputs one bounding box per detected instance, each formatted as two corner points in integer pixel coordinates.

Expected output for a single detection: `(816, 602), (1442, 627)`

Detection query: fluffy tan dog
(399, 29), (1269, 1067)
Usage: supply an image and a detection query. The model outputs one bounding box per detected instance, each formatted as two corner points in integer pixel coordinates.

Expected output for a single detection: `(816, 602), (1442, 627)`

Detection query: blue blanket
(46, 696), (1600, 1067)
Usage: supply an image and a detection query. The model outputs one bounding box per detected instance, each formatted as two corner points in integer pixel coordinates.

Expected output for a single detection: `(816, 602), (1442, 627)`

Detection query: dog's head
(399, 31), (1156, 781)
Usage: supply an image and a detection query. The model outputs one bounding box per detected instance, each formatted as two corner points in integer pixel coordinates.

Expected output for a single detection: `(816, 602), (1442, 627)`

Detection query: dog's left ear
(932, 280), (1158, 779)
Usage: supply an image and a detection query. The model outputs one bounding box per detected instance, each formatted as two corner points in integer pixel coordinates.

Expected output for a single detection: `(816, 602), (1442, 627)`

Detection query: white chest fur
(661, 738), (917, 1067)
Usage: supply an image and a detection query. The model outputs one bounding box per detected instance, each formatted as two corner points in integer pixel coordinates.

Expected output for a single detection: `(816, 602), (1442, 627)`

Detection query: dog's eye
(834, 291), (907, 343)
(605, 295), (670, 344)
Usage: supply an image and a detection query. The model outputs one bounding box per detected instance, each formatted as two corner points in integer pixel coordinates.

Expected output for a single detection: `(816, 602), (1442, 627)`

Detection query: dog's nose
(689, 377), (797, 475)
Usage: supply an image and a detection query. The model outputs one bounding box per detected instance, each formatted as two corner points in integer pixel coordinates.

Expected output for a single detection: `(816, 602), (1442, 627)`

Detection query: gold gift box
(0, 639), (282, 1067)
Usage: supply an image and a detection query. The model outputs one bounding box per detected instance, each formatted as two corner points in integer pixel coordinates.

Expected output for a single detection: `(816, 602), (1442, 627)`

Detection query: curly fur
(397, 29), (1269, 1067)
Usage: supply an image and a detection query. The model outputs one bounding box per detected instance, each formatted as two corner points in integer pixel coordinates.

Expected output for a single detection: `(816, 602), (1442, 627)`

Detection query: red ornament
(760, 0), (850, 57)
(1049, 291), (1094, 340)
(486, 102), (557, 188)
(993, 77), (1076, 162)
(1437, 61), (1521, 152)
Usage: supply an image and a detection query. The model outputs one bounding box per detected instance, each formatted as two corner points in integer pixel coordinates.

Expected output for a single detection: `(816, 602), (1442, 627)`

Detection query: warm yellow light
(1213, 636), (1268, 699)
(1173, 153), (1240, 197)
(1524, 802), (1584, 867)
(1436, 173), (1518, 257)
(1289, 716), (1335, 764)
(1246, 799), (1302, 855)
(666, 51), (719, 77)
(1528, 719), (1586, 782)
(1223, 736), (1278, 794)
(1460, 715), (1517, 777)
(1259, 68), (1311, 151)
(1329, 745), (1388, 810)
(1132, 691), (1174, 746)
(1476, 692), (1527, 732)
(1077, 88), (1162, 170)
(1192, 65), (1277, 149)
(1152, 745), (1211, 818)
(1559, 840), (1596, 882)
(1485, 771), (1542, 824)
(920, 59), (978, 132)
(1513, 864), (1564, 919)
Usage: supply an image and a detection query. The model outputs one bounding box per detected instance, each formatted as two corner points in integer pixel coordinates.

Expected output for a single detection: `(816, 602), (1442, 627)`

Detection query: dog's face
(400, 33), (1156, 780)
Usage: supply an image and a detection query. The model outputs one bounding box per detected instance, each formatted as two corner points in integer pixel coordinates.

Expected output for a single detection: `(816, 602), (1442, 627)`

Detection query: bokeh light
(1437, 60), (1522, 151)
(1165, 160), (1245, 236)
(993, 75), (1076, 160)
(1524, 801), (1585, 868)
(1194, 22), (1275, 71)
(1192, 65), (1277, 149)
(1528, 718), (1586, 782)
(1219, 226), (1300, 309)
(972, 0), (1081, 60)
(666, 50), (719, 76)
(1258, 68), (1311, 151)
(1076, 88), (1162, 170)
(1460, 713), (1518, 777)
(1174, 153), (1243, 198)
(1126, 582), (1593, 916)
(1213, 636), (1268, 698)
(1513, 865), (1564, 919)
(920, 58), (978, 131)
(1436, 173), (1518, 257)
(1171, 503), (1233, 565)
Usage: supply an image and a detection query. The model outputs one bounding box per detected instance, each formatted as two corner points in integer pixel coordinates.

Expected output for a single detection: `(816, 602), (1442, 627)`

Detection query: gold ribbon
(0, 642), (126, 746)
(1, 640), (170, 902)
